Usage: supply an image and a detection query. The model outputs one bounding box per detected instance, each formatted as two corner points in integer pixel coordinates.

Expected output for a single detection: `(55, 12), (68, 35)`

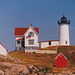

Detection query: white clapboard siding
(0, 43), (7, 56)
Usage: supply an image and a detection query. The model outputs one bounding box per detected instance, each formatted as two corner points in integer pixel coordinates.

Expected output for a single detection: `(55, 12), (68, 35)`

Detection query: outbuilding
(39, 40), (59, 48)
(0, 43), (8, 56)
(55, 53), (67, 67)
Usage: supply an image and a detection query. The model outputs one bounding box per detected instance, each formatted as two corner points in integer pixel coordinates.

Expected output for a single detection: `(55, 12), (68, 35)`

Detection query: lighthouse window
(65, 41), (67, 44)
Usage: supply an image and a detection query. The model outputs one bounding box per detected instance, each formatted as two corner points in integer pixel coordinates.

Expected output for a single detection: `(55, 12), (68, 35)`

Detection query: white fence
(25, 50), (57, 54)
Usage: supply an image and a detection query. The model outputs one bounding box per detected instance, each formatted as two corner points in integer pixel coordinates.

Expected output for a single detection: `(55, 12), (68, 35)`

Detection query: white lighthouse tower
(58, 15), (70, 45)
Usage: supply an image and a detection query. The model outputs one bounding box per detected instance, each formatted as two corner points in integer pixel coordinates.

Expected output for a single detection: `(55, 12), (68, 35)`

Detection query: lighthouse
(58, 15), (70, 45)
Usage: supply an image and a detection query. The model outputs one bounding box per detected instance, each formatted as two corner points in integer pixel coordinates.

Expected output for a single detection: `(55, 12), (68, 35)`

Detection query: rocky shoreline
(0, 62), (75, 75)
(0, 54), (75, 75)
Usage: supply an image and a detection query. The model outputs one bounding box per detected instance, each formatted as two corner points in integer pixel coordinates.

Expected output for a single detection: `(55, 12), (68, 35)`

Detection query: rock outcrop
(0, 54), (75, 75)
(0, 62), (75, 75)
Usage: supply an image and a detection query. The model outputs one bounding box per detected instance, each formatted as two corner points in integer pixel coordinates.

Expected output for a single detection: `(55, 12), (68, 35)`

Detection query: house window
(17, 41), (20, 44)
(49, 41), (51, 45)
(28, 39), (34, 45)
(28, 32), (34, 37)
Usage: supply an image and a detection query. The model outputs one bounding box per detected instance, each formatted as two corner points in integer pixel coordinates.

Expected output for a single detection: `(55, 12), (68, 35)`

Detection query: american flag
(26, 35), (31, 39)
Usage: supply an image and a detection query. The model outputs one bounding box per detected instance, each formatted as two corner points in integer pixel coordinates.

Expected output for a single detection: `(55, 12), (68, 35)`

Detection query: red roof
(55, 53), (67, 59)
(34, 28), (39, 34)
(15, 27), (39, 36)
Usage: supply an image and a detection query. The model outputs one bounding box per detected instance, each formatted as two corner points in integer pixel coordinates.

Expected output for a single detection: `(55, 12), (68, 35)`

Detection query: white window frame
(28, 32), (34, 37)
(28, 39), (34, 45)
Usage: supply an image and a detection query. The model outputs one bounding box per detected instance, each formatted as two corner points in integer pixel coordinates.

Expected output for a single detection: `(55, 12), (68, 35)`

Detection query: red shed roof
(55, 53), (67, 59)
(15, 27), (39, 36)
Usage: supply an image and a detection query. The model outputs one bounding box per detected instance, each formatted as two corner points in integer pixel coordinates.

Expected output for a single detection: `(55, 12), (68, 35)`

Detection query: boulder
(4, 69), (11, 75)
(10, 66), (21, 73)
(34, 66), (39, 71)
(0, 54), (8, 60)
(38, 72), (44, 75)
(28, 65), (39, 74)
(28, 65), (34, 69)
(0, 62), (12, 69)
(0, 70), (4, 75)
(14, 59), (22, 64)
(53, 73), (57, 75)
(46, 68), (52, 73)
(56, 73), (66, 75)
(34, 73), (38, 75)
(72, 72), (75, 75)
(7, 55), (11, 58)
(46, 73), (53, 75)
(10, 64), (29, 74)
(61, 71), (66, 74)
(66, 70), (72, 75)
(21, 68), (29, 74)
(7, 57), (15, 62)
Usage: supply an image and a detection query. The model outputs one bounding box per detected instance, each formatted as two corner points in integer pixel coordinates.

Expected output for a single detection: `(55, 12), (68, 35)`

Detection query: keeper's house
(14, 24), (59, 50)
(14, 24), (39, 50)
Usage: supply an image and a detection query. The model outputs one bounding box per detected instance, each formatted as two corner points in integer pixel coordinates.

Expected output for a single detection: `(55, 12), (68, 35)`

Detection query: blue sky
(0, 0), (75, 51)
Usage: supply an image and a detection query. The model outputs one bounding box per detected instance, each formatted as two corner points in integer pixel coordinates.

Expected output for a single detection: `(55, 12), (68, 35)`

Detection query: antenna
(62, 12), (65, 17)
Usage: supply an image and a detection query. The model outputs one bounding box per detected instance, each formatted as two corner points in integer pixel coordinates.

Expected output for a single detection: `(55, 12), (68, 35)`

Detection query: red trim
(16, 38), (23, 40)
(38, 40), (59, 43)
(0, 43), (7, 51)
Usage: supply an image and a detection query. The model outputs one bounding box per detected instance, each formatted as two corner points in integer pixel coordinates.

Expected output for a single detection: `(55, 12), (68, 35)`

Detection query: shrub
(72, 52), (75, 54)
(52, 65), (56, 67)
(32, 52), (36, 54)
(44, 53), (47, 54)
